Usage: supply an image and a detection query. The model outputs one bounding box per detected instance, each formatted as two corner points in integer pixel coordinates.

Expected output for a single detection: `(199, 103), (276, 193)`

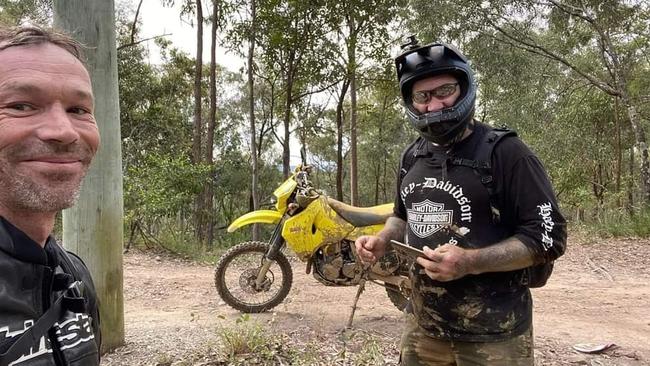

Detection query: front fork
(255, 222), (285, 289)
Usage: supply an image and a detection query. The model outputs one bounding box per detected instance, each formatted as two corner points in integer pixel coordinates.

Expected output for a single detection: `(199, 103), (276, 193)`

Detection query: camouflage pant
(399, 314), (534, 366)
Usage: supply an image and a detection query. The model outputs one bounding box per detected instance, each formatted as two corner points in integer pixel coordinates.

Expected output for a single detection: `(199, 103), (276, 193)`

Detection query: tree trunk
(54, 0), (125, 352)
(628, 146), (635, 215)
(248, 0), (260, 241)
(335, 79), (350, 201)
(621, 96), (650, 206)
(193, 0), (205, 243)
(378, 94), (389, 204)
(193, 0), (204, 165)
(614, 97), (621, 208)
(348, 18), (358, 205)
(591, 18), (650, 206)
(374, 163), (380, 205)
(204, 0), (218, 248)
(282, 52), (295, 179)
(382, 147), (389, 202)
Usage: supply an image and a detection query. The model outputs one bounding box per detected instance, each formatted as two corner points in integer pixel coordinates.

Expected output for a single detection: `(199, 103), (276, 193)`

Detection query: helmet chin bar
(405, 95), (475, 146)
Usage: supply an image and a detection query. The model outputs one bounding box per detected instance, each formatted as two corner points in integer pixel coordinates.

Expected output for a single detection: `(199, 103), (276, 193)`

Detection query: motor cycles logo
(406, 200), (453, 238)
(0, 314), (95, 365)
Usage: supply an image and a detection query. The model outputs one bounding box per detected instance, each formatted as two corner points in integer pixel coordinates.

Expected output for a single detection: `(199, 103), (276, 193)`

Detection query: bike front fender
(227, 210), (283, 232)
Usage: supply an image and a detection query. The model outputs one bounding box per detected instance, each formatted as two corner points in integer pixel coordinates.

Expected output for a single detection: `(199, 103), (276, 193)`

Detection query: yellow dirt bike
(214, 164), (411, 313)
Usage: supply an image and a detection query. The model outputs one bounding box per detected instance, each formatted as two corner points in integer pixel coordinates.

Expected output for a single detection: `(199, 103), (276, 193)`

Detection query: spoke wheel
(215, 241), (293, 313)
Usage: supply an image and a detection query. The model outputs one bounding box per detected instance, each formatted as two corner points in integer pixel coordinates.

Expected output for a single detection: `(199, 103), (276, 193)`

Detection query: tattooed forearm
(469, 237), (536, 274)
(378, 216), (406, 243)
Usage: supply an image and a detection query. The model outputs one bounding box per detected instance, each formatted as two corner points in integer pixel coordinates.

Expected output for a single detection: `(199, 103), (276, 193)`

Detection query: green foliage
(218, 315), (282, 363)
(588, 207), (650, 238)
(111, 0), (650, 255)
(126, 154), (210, 219)
(404, 0), (650, 230)
(355, 64), (416, 205)
(0, 0), (51, 25)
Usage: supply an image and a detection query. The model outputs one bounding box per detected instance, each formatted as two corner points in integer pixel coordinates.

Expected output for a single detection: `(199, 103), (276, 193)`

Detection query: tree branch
(130, 0), (144, 46)
(485, 23), (620, 96)
(117, 33), (172, 51)
(291, 78), (342, 101)
(543, 0), (594, 23)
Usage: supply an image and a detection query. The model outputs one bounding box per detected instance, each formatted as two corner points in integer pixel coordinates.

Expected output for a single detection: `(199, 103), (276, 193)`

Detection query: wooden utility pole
(53, 0), (125, 352)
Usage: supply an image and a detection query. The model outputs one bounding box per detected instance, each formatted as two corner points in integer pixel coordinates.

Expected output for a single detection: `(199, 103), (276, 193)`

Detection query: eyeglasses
(411, 83), (459, 104)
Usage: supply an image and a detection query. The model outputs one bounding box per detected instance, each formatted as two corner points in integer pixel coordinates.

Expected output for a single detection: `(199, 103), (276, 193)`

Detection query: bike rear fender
(227, 210), (283, 232)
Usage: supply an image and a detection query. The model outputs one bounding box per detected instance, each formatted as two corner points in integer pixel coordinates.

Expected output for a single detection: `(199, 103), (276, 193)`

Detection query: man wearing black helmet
(355, 37), (566, 365)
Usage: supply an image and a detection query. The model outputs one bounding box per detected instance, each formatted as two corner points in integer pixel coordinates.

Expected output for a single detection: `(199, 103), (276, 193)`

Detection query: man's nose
(36, 105), (80, 144)
(426, 98), (454, 112)
(426, 99), (445, 112)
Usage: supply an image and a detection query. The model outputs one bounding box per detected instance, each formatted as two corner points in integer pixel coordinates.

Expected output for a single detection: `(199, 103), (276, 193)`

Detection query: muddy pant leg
(399, 314), (456, 366)
(453, 326), (534, 366)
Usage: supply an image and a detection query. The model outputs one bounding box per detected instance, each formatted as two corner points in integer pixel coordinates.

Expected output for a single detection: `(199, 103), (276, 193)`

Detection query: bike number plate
(390, 240), (424, 260)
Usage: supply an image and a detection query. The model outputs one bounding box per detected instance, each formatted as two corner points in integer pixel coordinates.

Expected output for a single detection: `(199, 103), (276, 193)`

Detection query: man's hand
(416, 244), (476, 282)
(355, 235), (387, 264)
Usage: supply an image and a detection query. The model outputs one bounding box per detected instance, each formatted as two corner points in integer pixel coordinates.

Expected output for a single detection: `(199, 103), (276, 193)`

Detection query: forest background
(2, 0), (650, 257)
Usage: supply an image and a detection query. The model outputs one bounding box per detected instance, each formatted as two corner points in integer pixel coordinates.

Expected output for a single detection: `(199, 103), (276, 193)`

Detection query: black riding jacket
(0, 217), (101, 365)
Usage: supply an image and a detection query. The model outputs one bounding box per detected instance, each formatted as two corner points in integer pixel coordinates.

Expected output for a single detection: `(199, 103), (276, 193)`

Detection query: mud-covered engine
(311, 240), (401, 286)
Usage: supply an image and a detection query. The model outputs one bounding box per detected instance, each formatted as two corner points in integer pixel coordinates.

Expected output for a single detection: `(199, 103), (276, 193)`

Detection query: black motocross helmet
(395, 36), (476, 146)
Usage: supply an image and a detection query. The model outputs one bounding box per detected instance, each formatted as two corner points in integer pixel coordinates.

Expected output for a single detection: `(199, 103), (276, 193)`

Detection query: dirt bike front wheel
(215, 241), (293, 313)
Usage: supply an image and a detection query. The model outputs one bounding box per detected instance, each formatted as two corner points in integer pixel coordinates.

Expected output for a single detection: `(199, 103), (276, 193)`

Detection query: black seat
(327, 198), (394, 227)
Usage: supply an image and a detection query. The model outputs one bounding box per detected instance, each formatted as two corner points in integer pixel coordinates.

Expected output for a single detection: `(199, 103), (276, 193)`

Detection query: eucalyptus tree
(0, 0), (52, 25)
(407, 0), (650, 207)
(355, 63), (414, 206)
(300, 63), (412, 206)
(333, 75), (350, 200)
(190, 0), (207, 242)
(324, 0), (406, 204)
(119, 34), (251, 249)
(204, 0), (219, 245)
(223, 0), (280, 239)
(116, 12), (202, 248)
(302, 105), (345, 196)
(246, 0), (261, 239)
(202, 0), (230, 246)
(255, 0), (335, 178)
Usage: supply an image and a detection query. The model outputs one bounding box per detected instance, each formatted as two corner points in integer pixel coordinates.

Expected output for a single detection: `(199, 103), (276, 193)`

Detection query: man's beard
(0, 169), (87, 212)
(0, 142), (94, 213)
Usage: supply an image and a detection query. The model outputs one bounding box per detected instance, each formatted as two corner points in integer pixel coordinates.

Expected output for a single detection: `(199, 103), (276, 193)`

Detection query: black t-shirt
(394, 123), (566, 342)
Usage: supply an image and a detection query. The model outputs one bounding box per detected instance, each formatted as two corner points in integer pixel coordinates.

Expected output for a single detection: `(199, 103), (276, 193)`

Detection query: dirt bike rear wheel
(385, 284), (409, 311)
(215, 241), (293, 313)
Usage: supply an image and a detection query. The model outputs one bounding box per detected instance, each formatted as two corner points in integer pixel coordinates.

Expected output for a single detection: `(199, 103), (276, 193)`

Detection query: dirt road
(101, 236), (650, 365)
